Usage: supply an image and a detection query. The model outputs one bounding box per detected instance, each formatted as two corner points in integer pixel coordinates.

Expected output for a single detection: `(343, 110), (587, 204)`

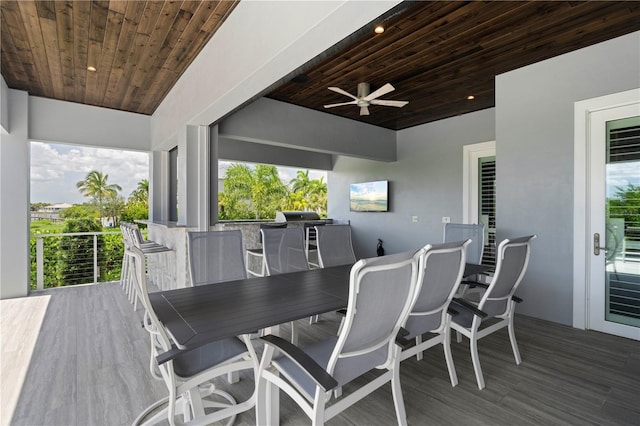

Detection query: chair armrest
(461, 280), (489, 289)
(395, 327), (412, 349)
(261, 334), (339, 392)
(452, 298), (488, 318)
(156, 344), (183, 365)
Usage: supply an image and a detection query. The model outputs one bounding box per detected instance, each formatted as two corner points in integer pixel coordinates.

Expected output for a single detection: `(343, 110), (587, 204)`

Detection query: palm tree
(129, 179), (149, 204)
(221, 164), (288, 219)
(289, 171), (327, 215)
(290, 170), (312, 195)
(76, 170), (122, 219)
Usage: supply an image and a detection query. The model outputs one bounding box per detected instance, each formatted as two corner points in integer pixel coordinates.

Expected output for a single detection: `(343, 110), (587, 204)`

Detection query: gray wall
(495, 31), (640, 325)
(329, 108), (495, 258)
(219, 98), (397, 162)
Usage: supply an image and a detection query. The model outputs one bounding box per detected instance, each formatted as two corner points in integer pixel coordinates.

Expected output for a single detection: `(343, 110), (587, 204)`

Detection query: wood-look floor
(2, 282), (639, 426)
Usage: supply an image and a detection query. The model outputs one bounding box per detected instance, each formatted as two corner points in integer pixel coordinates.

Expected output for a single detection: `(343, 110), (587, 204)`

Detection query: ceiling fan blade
(328, 86), (358, 100)
(363, 83), (395, 101)
(324, 101), (358, 108)
(370, 99), (409, 107)
(359, 106), (370, 116)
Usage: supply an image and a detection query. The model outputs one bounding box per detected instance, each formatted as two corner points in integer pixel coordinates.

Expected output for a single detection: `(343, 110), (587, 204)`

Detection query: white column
(0, 89), (30, 299)
(149, 150), (169, 222)
(178, 124), (210, 229)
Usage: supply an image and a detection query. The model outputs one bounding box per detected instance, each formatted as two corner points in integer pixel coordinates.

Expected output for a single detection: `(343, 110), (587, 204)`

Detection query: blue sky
(30, 142), (327, 204)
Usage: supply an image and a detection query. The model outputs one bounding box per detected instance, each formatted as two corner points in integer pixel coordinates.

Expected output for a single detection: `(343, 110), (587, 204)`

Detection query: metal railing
(30, 231), (124, 290)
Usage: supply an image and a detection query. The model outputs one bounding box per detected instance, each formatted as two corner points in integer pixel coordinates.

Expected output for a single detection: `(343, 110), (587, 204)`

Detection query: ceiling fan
(323, 82), (408, 116)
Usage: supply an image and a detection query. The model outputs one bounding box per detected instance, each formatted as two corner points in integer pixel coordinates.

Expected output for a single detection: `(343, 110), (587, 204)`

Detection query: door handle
(594, 233), (607, 256)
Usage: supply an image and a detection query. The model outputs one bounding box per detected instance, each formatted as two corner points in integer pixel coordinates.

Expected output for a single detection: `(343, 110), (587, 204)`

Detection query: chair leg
(415, 335), (423, 361)
(507, 315), (522, 365)
(256, 345), (276, 426)
(311, 392), (326, 426)
(390, 363), (408, 426)
(442, 327), (458, 387)
(470, 329), (485, 390)
(290, 321), (298, 345)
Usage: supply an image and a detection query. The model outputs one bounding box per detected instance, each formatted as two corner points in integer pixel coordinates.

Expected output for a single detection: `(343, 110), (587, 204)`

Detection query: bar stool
(120, 223), (173, 310)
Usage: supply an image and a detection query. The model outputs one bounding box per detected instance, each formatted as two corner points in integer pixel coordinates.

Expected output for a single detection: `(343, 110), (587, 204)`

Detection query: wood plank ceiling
(1, 1), (639, 130)
(267, 1), (640, 130)
(0, 0), (238, 115)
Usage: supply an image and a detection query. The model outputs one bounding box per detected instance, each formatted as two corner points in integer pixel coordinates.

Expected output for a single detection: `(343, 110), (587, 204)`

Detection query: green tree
(59, 203), (98, 219)
(103, 193), (125, 227)
(30, 202), (50, 211)
(609, 183), (640, 228)
(291, 170), (313, 194)
(121, 201), (149, 223)
(288, 171), (327, 216)
(129, 179), (149, 204)
(59, 218), (104, 286)
(76, 170), (122, 219)
(219, 164), (289, 219)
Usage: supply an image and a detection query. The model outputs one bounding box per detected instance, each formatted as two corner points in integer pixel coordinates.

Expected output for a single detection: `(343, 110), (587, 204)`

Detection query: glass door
(589, 104), (640, 339)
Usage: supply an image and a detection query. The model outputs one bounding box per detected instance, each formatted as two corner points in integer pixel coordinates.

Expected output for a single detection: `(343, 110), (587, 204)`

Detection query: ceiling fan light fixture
(374, 25), (385, 34)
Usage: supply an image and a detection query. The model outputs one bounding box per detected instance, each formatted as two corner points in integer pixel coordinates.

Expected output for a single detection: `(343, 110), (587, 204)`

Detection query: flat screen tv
(350, 180), (389, 212)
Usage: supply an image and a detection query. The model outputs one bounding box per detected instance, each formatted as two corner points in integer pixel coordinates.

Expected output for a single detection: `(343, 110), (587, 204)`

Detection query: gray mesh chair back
(315, 224), (357, 268)
(334, 250), (420, 368)
(400, 240), (470, 386)
(476, 235), (535, 318)
(405, 240), (470, 337)
(443, 222), (485, 264)
(261, 227), (309, 275)
(188, 230), (247, 286)
(257, 249), (423, 425)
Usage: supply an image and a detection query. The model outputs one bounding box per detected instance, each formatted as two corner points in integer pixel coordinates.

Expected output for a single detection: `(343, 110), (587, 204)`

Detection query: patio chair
(398, 239), (470, 387)
(311, 224), (357, 325)
(450, 235), (536, 389)
(245, 222), (287, 277)
(315, 224), (357, 268)
(129, 245), (259, 426)
(262, 227), (310, 276)
(443, 222), (487, 294)
(305, 222), (326, 268)
(188, 230), (247, 286)
(256, 249), (423, 426)
(262, 227), (310, 344)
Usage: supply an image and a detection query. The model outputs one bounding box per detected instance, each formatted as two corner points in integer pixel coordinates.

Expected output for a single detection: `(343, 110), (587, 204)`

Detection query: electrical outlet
(412, 215), (419, 223)
(442, 216), (451, 223)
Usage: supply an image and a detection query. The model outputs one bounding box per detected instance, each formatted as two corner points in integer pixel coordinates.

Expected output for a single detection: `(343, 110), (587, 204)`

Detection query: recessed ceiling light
(374, 26), (385, 34)
(467, 95), (475, 100)
(87, 66), (97, 72)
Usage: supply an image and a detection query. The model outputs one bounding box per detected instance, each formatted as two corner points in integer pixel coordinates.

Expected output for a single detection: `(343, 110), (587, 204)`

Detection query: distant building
(30, 203), (72, 222)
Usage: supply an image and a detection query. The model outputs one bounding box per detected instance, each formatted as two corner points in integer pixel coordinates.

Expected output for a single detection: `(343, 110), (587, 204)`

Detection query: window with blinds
(479, 156), (496, 266)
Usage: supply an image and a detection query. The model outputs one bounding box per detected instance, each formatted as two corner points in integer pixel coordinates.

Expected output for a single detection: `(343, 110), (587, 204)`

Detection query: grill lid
(275, 211), (321, 222)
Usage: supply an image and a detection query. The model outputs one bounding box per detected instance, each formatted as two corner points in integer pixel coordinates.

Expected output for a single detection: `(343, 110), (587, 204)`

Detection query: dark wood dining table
(149, 262), (489, 363)
(149, 264), (353, 360)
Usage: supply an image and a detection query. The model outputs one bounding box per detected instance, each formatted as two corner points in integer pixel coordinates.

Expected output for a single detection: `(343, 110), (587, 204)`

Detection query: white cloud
(30, 142), (149, 204)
